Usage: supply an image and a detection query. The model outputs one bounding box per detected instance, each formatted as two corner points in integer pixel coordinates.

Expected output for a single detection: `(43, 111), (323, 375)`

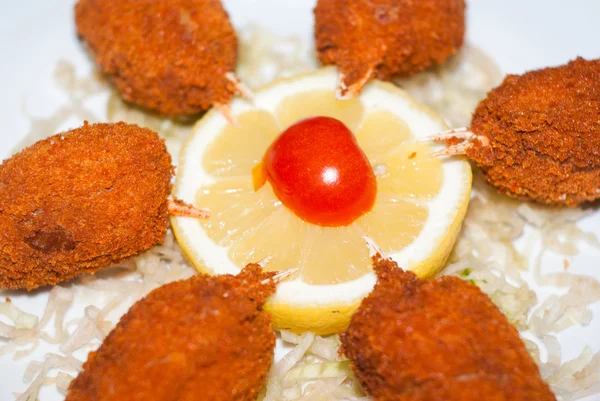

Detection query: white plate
(1, 1), (599, 400)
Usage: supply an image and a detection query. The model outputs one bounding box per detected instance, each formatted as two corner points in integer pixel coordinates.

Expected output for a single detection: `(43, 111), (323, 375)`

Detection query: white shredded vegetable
(264, 332), (316, 401)
(1, 25), (599, 401)
(16, 353), (82, 401)
(284, 361), (352, 382)
(395, 44), (503, 128)
(0, 302), (39, 331)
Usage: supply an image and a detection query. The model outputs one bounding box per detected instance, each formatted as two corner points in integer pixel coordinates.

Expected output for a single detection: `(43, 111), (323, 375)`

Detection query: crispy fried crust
(315, 0), (465, 93)
(468, 58), (600, 206)
(0, 122), (173, 290)
(340, 256), (556, 401)
(75, 0), (238, 116)
(66, 265), (276, 401)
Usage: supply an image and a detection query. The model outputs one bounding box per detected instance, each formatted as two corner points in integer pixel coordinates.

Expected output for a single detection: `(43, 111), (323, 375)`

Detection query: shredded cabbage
(285, 361), (352, 382)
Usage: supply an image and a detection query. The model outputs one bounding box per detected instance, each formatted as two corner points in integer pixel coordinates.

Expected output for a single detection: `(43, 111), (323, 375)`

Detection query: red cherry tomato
(259, 116), (377, 227)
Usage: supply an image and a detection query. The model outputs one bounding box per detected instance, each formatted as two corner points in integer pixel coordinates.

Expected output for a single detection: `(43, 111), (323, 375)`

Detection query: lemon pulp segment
(199, 93), (441, 285)
(202, 110), (280, 178)
(276, 90), (364, 130)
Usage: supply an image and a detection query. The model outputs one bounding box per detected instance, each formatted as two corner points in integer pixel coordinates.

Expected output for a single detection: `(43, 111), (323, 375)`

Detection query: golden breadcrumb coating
(75, 0), (238, 116)
(66, 265), (276, 401)
(340, 255), (556, 401)
(0, 122), (173, 290)
(468, 57), (600, 206)
(315, 0), (465, 97)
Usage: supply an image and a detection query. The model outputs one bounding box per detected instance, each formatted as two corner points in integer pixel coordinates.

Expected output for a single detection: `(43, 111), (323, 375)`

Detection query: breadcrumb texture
(469, 57), (600, 206)
(66, 265), (276, 401)
(0, 122), (173, 290)
(315, 0), (465, 91)
(75, 0), (238, 116)
(340, 256), (556, 401)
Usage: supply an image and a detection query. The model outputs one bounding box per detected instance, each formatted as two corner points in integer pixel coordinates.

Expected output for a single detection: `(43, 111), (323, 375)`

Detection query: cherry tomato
(258, 116), (377, 227)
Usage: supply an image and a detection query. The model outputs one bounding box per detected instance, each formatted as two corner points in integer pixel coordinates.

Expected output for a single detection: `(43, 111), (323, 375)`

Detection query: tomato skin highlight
(262, 116), (377, 227)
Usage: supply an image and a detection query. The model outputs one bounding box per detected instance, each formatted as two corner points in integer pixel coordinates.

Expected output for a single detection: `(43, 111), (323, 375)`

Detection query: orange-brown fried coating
(315, 0), (465, 98)
(66, 265), (276, 401)
(467, 57), (600, 206)
(75, 0), (239, 116)
(0, 122), (173, 290)
(340, 255), (556, 401)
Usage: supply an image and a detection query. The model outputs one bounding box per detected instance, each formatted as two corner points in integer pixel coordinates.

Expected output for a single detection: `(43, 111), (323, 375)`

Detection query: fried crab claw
(254, 256), (299, 285)
(419, 58), (600, 207)
(260, 267), (298, 285)
(336, 66), (375, 100)
(66, 263), (289, 401)
(225, 72), (255, 101)
(167, 196), (211, 219)
(424, 127), (492, 161)
(215, 72), (255, 126)
(315, 0), (466, 100)
(0, 122), (210, 291)
(75, 0), (251, 120)
(362, 235), (388, 260)
(342, 239), (556, 401)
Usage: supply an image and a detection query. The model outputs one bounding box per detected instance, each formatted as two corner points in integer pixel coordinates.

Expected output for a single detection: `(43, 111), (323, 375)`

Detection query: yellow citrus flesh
(200, 101), (439, 285)
(354, 110), (412, 162)
(276, 90), (364, 130)
(202, 110), (280, 178)
(171, 68), (472, 334)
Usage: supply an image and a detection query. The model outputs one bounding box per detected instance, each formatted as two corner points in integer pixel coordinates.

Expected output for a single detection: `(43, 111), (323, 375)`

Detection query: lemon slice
(172, 67), (472, 334)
